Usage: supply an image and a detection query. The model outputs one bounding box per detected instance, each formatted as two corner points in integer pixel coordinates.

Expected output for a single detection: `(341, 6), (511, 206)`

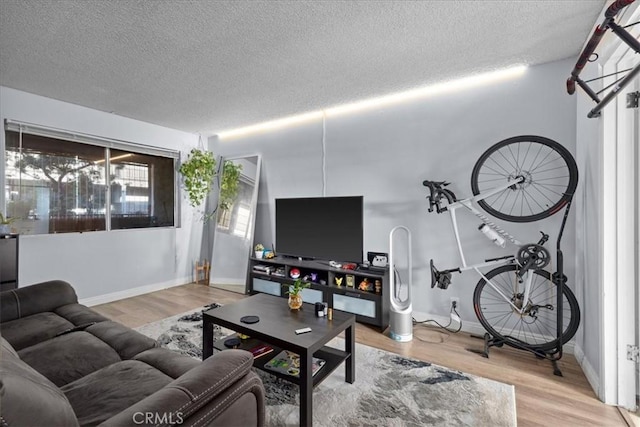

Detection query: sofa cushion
(0, 337), (79, 427)
(85, 321), (157, 360)
(61, 359), (173, 426)
(0, 311), (75, 351)
(1, 335), (19, 358)
(18, 331), (122, 386)
(0, 280), (78, 322)
(55, 303), (110, 325)
(133, 347), (200, 379)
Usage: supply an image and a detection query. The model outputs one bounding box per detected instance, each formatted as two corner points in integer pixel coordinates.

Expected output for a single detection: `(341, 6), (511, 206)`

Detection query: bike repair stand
(467, 196), (575, 377)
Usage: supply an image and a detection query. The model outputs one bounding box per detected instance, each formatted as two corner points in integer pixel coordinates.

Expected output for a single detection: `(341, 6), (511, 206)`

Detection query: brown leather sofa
(0, 280), (265, 426)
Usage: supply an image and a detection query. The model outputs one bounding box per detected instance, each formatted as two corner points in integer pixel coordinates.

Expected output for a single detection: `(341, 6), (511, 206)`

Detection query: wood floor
(92, 283), (630, 427)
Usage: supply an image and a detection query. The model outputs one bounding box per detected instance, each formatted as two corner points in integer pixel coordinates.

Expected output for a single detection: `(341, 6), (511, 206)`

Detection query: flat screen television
(275, 196), (363, 263)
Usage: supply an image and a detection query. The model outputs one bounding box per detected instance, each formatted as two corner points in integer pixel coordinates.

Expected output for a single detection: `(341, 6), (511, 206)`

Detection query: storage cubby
(248, 256), (389, 330)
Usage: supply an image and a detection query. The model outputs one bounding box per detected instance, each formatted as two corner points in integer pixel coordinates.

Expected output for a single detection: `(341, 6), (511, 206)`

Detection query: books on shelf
(264, 350), (326, 378)
(248, 343), (274, 359)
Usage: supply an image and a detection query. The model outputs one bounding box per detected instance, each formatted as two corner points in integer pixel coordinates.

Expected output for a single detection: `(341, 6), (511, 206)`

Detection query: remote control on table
(295, 327), (312, 334)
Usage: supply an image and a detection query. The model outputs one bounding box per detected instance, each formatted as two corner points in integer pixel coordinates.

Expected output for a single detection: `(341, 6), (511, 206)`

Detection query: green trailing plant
(0, 213), (17, 225)
(0, 212), (17, 234)
(283, 278), (310, 297)
(218, 160), (242, 211)
(178, 149), (244, 222)
(179, 149), (216, 208)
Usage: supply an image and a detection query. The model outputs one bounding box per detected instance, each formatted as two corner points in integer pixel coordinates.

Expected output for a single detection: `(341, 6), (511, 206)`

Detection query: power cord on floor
(412, 301), (463, 343)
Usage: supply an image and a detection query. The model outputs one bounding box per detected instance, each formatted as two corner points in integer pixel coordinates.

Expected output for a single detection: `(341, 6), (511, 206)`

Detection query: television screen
(275, 196), (363, 263)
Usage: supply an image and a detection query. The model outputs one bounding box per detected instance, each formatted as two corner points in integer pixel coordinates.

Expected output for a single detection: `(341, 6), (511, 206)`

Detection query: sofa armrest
(1, 280), (78, 322)
(100, 350), (265, 427)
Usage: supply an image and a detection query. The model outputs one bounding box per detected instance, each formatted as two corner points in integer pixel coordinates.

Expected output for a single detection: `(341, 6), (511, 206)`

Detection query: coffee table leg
(203, 317), (214, 360)
(345, 322), (355, 383)
(299, 351), (313, 426)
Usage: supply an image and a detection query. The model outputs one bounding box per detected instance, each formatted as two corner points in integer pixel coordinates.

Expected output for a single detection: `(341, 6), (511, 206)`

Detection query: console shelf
(248, 256), (389, 330)
(214, 333), (350, 387)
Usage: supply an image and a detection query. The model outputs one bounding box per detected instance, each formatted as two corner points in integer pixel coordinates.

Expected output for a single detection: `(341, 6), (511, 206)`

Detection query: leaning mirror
(209, 155), (261, 293)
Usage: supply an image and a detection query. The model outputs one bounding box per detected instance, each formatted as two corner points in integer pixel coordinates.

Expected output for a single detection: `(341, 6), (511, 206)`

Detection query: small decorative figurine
(310, 272), (318, 282)
(335, 276), (343, 286)
(358, 278), (370, 291)
(346, 275), (355, 287)
(290, 268), (301, 279)
(375, 279), (382, 294)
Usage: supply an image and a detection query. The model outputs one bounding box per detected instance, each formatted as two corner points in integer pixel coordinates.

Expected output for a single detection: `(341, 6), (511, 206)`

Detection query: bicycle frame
(443, 179), (541, 315)
(447, 178), (523, 270)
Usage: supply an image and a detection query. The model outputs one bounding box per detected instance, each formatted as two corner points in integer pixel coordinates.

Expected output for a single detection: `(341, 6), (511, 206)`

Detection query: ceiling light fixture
(217, 111), (324, 140)
(217, 65), (527, 140)
(325, 65), (527, 117)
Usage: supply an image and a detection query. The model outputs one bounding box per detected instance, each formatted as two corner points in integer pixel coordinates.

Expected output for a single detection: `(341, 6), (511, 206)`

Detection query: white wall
(0, 87), (202, 303)
(573, 66), (603, 396)
(210, 59), (578, 325)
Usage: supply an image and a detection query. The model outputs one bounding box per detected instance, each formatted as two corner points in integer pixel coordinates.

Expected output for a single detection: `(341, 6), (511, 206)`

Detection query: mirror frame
(209, 154), (262, 293)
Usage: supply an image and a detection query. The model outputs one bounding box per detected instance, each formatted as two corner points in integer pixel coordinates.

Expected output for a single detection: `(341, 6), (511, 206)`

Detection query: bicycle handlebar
(567, 0), (635, 94)
(423, 180), (457, 213)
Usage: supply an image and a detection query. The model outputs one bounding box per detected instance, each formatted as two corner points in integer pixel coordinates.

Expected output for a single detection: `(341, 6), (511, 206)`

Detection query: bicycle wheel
(471, 135), (578, 223)
(473, 264), (580, 351)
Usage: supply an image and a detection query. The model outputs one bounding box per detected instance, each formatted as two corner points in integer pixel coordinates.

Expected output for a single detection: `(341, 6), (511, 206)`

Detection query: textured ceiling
(0, 1), (605, 135)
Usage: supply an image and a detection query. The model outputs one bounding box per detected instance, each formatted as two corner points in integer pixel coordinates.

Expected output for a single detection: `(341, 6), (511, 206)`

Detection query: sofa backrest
(1, 280), (78, 322)
(0, 336), (79, 427)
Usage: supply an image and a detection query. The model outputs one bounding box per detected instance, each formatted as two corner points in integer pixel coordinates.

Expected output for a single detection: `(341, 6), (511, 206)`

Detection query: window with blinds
(3, 120), (179, 234)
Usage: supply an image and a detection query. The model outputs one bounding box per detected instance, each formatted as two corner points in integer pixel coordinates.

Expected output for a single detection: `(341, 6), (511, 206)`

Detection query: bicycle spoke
(472, 135), (577, 222)
(496, 148), (519, 174)
(520, 190), (538, 217)
(474, 265), (580, 351)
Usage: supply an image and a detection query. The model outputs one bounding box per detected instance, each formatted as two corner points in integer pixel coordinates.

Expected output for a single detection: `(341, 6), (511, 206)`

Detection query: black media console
(0, 234), (18, 292)
(247, 256), (389, 331)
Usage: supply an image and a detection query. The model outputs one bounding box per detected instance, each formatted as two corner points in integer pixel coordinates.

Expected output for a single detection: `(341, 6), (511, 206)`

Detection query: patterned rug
(136, 305), (516, 426)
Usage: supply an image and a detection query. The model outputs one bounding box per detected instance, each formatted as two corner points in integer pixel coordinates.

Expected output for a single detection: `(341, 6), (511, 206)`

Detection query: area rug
(136, 305), (516, 426)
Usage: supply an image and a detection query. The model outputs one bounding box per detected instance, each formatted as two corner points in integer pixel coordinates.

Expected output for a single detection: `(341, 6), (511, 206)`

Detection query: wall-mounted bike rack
(567, 0), (639, 118)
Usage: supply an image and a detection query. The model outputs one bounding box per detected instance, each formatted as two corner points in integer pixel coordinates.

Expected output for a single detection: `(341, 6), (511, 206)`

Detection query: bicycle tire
(473, 264), (580, 352)
(471, 135), (578, 223)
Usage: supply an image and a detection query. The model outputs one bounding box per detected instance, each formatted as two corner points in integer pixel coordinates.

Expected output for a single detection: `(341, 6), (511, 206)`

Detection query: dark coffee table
(202, 293), (356, 427)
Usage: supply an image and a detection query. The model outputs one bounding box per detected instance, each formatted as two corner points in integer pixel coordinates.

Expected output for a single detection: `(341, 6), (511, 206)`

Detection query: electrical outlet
(450, 297), (459, 309)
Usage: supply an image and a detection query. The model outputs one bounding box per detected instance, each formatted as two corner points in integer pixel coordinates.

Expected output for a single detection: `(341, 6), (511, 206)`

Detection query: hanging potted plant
(179, 148), (217, 209)
(179, 149), (244, 221)
(283, 278), (310, 310)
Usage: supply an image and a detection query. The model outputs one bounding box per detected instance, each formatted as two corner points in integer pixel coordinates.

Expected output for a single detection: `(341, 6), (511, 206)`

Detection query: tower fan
(389, 226), (413, 342)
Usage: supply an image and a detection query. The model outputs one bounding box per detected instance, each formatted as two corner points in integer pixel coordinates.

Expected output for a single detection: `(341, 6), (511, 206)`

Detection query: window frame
(3, 119), (181, 234)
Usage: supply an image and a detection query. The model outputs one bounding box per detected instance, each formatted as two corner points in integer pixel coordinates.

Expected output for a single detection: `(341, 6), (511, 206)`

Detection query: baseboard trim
(412, 310), (575, 355)
(79, 277), (191, 307)
(573, 343), (600, 399)
(211, 278), (245, 286)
